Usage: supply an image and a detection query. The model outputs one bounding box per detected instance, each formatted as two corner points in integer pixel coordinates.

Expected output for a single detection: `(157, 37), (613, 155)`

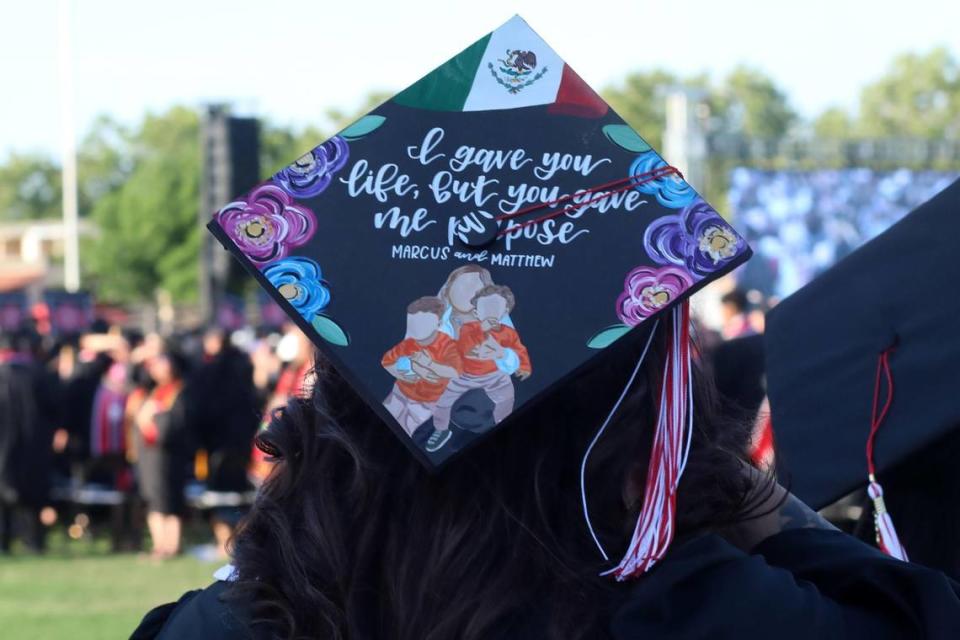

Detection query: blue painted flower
(273, 136), (350, 199)
(644, 198), (744, 280)
(263, 257), (331, 318)
(629, 152), (697, 209)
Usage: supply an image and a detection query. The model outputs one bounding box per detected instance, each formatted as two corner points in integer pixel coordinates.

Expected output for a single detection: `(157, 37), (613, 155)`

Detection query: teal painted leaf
(586, 324), (632, 349)
(340, 115), (386, 141)
(602, 124), (651, 153)
(312, 314), (350, 346)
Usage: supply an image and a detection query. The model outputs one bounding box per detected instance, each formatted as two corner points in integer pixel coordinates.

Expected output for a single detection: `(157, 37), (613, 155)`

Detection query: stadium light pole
(59, 0), (81, 293)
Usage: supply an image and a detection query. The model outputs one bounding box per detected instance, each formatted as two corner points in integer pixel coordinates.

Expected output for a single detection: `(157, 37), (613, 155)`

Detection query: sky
(1, 0), (957, 160)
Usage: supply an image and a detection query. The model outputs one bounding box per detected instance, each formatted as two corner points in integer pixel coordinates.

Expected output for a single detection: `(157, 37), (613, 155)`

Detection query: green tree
(857, 47), (960, 139)
(260, 123), (327, 179)
(715, 66), (796, 140)
(602, 70), (678, 151)
(813, 107), (855, 139)
(260, 89), (392, 179)
(78, 115), (131, 215)
(86, 107), (201, 303)
(0, 152), (63, 221)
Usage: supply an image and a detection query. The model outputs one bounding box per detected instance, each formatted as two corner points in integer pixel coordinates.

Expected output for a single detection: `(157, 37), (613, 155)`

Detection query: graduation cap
(766, 178), (960, 559)
(208, 15), (751, 578)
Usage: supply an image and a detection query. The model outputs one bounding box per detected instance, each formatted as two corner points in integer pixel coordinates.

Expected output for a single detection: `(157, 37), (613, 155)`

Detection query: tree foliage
(259, 123), (327, 180)
(602, 70), (678, 152)
(858, 47), (959, 139)
(0, 50), (955, 304)
(813, 107), (855, 140)
(0, 153), (63, 221)
(715, 66), (796, 139)
(603, 66), (796, 148)
(86, 107), (201, 303)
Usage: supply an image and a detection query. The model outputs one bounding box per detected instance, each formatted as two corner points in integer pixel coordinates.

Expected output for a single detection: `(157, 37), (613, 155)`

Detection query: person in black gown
(0, 330), (57, 553)
(132, 319), (960, 639)
(190, 328), (260, 557)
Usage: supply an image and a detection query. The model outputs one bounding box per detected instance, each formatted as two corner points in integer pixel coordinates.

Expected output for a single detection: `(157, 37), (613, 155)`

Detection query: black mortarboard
(207, 15), (750, 473)
(766, 179), (960, 551)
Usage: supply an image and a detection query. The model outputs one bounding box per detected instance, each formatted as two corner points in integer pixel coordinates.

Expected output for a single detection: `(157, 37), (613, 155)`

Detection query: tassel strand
(604, 302), (693, 580)
(865, 348), (908, 562)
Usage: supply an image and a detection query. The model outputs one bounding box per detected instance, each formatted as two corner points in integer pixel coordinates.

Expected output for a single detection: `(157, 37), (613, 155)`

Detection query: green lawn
(0, 546), (219, 640)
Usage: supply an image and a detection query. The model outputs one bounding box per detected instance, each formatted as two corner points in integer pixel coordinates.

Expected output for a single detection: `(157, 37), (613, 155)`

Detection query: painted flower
(644, 198), (743, 279)
(629, 151), (697, 209)
(263, 257), (330, 319)
(698, 225), (739, 264)
(616, 266), (694, 326)
(216, 184), (317, 266)
(273, 136), (349, 199)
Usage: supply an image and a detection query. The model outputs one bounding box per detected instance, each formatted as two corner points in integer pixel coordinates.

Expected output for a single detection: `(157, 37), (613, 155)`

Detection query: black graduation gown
(61, 355), (112, 461)
(0, 360), (57, 507)
(188, 348), (260, 493)
(131, 528), (960, 639)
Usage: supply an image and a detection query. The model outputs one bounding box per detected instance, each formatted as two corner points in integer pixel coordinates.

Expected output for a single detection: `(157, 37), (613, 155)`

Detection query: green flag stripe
(393, 33), (492, 111)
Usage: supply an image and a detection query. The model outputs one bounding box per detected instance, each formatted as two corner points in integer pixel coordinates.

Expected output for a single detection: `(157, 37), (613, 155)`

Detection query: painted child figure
(425, 285), (531, 453)
(382, 297), (463, 438)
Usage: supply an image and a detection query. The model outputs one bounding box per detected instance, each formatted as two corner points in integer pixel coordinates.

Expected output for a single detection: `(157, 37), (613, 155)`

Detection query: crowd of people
(0, 299), (771, 562)
(729, 167), (958, 298)
(0, 318), (315, 559)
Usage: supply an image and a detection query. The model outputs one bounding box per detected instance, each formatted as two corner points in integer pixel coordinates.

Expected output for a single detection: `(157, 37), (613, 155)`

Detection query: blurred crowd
(1, 285), (778, 561)
(729, 168), (958, 298)
(1, 297), (770, 562)
(0, 318), (315, 560)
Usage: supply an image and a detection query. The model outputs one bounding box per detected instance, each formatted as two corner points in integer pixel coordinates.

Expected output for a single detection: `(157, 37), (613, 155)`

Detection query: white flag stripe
(462, 16), (564, 112)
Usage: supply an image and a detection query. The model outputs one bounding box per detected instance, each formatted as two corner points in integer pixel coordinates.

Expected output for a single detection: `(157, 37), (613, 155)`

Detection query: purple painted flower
(644, 198), (743, 279)
(216, 184), (317, 267)
(616, 266), (694, 326)
(273, 136), (349, 199)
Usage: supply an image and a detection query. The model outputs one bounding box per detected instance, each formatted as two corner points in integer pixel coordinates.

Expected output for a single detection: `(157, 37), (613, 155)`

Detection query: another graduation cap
(209, 15), (751, 577)
(766, 178), (960, 559)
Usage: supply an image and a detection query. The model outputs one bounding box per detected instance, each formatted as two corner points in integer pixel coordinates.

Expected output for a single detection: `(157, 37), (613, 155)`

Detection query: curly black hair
(226, 315), (772, 639)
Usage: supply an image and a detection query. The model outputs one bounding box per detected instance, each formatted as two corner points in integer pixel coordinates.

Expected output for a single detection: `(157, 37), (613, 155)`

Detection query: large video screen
(728, 168), (958, 299)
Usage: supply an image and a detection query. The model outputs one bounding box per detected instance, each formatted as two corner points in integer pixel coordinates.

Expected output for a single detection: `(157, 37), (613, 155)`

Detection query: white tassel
(580, 319), (660, 561)
(603, 303), (693, 580)
(868, 477), (908, 562)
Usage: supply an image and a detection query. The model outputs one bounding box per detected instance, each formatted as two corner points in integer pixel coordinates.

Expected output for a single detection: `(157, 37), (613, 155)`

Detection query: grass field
(0, 541), (219, 640)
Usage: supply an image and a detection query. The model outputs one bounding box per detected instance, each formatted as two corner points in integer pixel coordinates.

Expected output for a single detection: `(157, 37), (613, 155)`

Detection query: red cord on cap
(865, 348), (908, 561)
(495, 166), (683, 237)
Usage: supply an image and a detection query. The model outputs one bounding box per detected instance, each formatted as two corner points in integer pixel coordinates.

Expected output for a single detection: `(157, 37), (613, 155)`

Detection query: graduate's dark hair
(227, 318), (773, 640)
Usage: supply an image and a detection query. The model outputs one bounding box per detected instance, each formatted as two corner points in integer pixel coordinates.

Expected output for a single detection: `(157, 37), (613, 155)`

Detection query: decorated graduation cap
(209, 15), (750, 578)
(766, 178), (960, 560)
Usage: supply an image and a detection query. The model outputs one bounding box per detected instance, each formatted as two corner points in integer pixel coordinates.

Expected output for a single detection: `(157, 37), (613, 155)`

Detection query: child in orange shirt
(425, 285), (531, 453)
(382, 297), (462, 437)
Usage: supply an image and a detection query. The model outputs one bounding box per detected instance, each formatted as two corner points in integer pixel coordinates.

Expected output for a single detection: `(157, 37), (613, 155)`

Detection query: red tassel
(605, 302), (693, 580)
(865, 348), (908, 561)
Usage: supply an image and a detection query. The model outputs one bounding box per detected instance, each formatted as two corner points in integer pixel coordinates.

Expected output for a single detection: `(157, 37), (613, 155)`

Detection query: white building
(0, 218), (97, 293)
